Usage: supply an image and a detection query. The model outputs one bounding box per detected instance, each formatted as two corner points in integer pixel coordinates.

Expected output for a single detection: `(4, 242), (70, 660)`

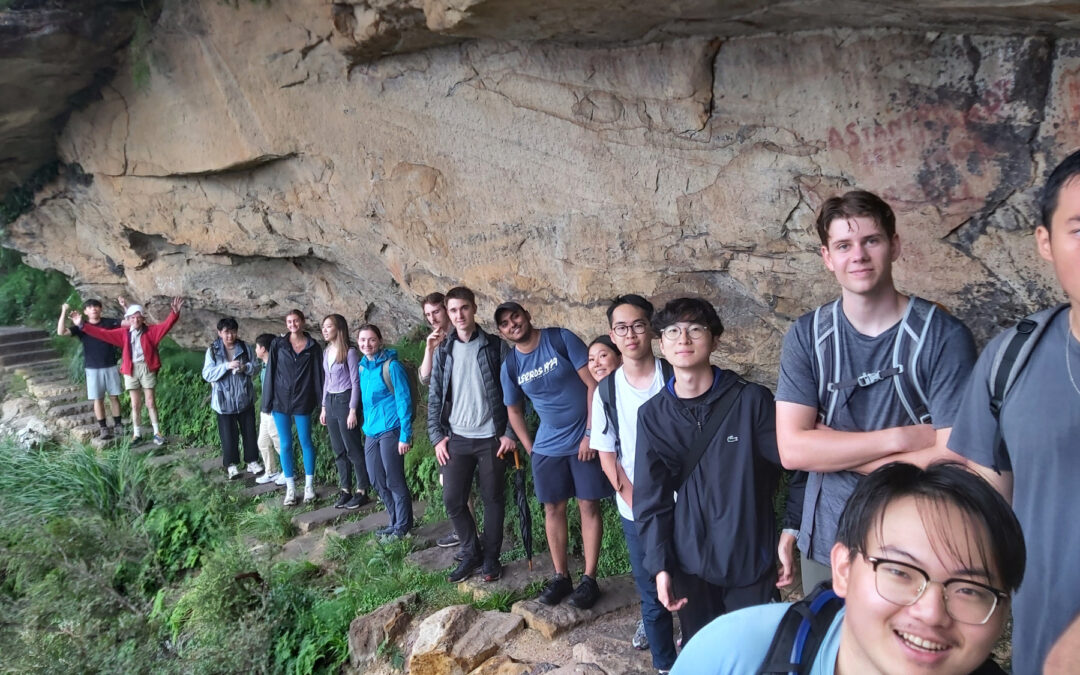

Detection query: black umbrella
(512, 448), (533, 570)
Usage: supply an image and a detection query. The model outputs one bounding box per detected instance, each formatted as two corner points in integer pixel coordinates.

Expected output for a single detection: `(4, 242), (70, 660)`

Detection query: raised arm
(57, 303), (71, 336)
(775, 400), (936, 472)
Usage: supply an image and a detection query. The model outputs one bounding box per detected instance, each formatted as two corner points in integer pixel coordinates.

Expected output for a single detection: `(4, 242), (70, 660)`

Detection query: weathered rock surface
(348, 592), (419, 670)
(510, 575), (638, 639)
(7, 0), (1080, 383)
(408, 604), (525, 675)
(572, 635), (653, 675)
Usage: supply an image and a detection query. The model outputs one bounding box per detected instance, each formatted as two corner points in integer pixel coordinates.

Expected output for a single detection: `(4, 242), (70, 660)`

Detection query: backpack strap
(598, 372), (619, 454)
(813, 300), (841, 426)
(891, 297), (935, 425)
(987, 303), (1068, 468)
(504, 342), (520, 385)
(758, 583), (844, 674)
(676, 378), (745, 492)
(381, 359), (395, 394)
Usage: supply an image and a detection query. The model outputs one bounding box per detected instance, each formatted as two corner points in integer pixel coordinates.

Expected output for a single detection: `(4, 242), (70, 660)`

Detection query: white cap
(124, 304), (145, 318)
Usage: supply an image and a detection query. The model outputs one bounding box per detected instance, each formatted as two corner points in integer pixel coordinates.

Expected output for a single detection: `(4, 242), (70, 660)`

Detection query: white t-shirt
(589, 358), (665, 520)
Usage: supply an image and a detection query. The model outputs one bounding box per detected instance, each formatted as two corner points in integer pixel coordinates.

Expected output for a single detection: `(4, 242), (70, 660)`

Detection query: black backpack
(597, 359), (674, 459)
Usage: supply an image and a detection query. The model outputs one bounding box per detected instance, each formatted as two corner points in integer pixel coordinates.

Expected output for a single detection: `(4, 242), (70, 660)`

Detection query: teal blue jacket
(359, 349), (414, 443)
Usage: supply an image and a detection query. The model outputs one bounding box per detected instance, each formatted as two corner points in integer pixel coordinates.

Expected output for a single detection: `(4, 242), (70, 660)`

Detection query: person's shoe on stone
(344, 491), (370, 510)
(274, 473), (287, 486)
(632, 619), (649, 650)
(302, 485), (316, 504)
(256, 471), (279, 485)
(447, 555), (482, 583)
(283, 486), (297, 506)
(334, 489), (351, 509)
(481, 560), (502, 583)
(98, 426), (112, 441)
(567, 574), (601, 609)
(152, 433), (165, 446)
(375, 525), (395, 537)
(246, 461), (263, 474)
(227, 465), (240, 480)
(453, 548), (468, 562)
(537, 573), (574, 605)
(436, 531), (461, 548)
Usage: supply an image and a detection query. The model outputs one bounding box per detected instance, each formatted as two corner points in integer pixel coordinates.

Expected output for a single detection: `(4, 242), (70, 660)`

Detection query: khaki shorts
(123, 362), (157, 390)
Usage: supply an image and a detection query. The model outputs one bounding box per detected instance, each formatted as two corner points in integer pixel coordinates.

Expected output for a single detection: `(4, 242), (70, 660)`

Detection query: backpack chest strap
(827, 365), (904, 392)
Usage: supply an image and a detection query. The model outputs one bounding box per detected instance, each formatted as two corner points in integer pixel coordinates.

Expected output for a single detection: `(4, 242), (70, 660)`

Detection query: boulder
(348, 592), (419, 670)
(572, 635), (654, 675)
(409, 605), (526, 675)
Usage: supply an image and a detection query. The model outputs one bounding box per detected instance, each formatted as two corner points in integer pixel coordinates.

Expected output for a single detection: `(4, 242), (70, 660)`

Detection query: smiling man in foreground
(673, 462), (1023, 675)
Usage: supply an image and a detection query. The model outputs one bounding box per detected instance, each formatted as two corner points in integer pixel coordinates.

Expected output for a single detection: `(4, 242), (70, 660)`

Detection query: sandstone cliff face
(7, 0), (1080, 383)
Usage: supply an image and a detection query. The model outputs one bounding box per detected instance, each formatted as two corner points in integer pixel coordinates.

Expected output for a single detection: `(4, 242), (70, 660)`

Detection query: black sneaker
(447, 556), (482, 583)
(453, 548), (467, 562)
(537, 573), (574, 605)
(375, 525), (395, 536)
(334, 490), (351, 509)
(436, 531), (461, 548)
(568, 574), (601, 609)
(481, 560), (502, 583)
(344, 492), (370, 510)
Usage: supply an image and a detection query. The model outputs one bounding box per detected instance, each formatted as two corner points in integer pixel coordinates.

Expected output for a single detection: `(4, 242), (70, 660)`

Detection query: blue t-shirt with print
(501, 327), (589, 457)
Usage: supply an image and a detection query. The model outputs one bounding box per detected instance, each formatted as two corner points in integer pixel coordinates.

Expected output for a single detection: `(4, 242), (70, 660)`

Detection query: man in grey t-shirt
(949, 150), (1080, 675)
(775, 190), (976, 592)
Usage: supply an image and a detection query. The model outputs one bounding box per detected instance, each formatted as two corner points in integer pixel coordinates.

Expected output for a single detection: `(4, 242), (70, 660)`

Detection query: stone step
(510, 575), (639, 640)
(0, 348), (59, 367)
(1, 338), (54, 355)
(54, 412), (96, 429)
(291, 491), (381, 534)
(277, 501), (427, 563)
(147, 453), (181, 467)
(241, 478), (287, 498)
(37, 389), (83, 409)
(25, 379), (79, 399)
(19, 364), (70, 381)
(46, 400), (95, 418)
(70, 424), (99, 444)
(408, 524), (514, 574)
(0, 328), (49, 346)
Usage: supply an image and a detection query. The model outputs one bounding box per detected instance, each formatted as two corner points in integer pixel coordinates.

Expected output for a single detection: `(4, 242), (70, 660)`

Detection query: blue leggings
(272, 412), (316, 478)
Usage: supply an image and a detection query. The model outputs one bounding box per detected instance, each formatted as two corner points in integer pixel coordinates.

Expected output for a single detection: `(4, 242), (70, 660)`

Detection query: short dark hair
(420, 292), (445, 308)
(1040, 149), (1080, 231)
(653, 297), (724, 337)
(606, 294), (654, 326)
(83, 299), (102, 309)
(444, 286), (476, 306)
(588, 334), (621, 355)
(836, 462), (1025, 594)
(216, 317), (238, 332)
(356, 323), (384, 341)
(815, 190), (896, 247)
(255, 333), (275, 351)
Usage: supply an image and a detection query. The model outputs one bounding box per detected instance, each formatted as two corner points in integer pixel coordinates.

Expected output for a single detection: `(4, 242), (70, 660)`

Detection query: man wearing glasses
(634, 297), (791, 644)
(673, 462), (1022, 674)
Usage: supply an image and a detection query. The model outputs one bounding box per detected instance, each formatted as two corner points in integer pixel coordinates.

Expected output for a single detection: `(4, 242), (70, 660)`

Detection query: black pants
(673, 565), (779, 643)
(217, 405), (258, 467)
(324, 391), (369, 491)
(441, 435), (506, 565)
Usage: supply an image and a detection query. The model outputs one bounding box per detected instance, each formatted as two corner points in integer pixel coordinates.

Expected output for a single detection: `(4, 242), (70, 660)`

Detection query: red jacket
(79, 311), (180, 375)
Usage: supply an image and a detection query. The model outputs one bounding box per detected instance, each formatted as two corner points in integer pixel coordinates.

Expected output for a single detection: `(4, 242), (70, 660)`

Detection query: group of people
(52, 148), (1080, 674)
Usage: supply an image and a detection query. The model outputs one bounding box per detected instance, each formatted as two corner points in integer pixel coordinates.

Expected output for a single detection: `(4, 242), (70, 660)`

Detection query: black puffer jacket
(427, 327), (514, 445)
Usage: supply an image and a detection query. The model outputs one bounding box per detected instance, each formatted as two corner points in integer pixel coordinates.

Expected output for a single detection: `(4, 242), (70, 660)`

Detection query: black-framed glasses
(660, 324), (709, 342)
(612, 321), (649, 337)
(864, 555), (1008, 625)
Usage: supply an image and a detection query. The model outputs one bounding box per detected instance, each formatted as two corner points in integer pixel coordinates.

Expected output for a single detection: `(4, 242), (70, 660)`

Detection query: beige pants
(258, 412), (281, 473)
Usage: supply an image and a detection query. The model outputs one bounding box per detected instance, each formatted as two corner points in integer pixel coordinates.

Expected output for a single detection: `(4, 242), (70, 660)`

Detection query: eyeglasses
(864, 555), (1008, 625)
(660, 324), (709, 342)
(612, 321), (649, 337)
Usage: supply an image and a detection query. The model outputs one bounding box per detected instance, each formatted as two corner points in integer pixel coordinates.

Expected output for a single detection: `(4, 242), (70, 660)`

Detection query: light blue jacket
(359, 348), (414, 443)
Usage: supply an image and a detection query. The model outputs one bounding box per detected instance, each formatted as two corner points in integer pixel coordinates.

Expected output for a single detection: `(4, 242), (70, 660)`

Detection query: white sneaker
(255, 471), (279, 485)
(246, 461), (263, 474)
(283, 486), (296, 506)
(274, 473), (287, 486)
(227, 465), (240, 480)
(303, 485), (316, 504)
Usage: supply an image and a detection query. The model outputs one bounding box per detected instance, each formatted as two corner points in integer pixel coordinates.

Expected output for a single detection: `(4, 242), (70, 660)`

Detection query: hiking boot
(227, 465), (240, 480)
(447, 556), (482, 583)
(334, 490), (352, 509)
(632, 619), (649, 650)
(256, 471), (280, 485)
(303, 485), (316, 504)
(436, 532), (461, 548)
(283, 486), (297, 506)
(481, 560), (502, 583)
(537, 574), (574, 606)
(568, 574), (601, 609)
(246, 461), (263, 474)
(344, 491), (370, 510)
(98, 426), (112, 441)
(152, 434), (165, 446)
